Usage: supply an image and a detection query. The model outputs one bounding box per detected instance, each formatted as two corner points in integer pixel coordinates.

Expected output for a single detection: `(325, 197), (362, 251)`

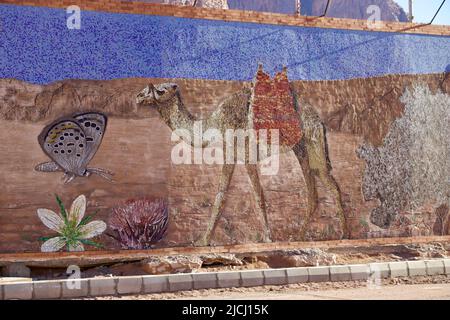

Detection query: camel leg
(195, 164), (235, 247)
(318, 171), (349, 239)
(296, 102), (348, 239)
(246, 164), (272, 243)
(293, 143), (318, 240)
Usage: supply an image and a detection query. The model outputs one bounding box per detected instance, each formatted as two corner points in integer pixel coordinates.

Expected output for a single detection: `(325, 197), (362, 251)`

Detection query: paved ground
(88, 275), (450, 300)
(182, 283), (450, 300)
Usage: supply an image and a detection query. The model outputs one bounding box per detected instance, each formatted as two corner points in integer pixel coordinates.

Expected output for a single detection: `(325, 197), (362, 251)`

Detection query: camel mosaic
(136, 66), (347, 246)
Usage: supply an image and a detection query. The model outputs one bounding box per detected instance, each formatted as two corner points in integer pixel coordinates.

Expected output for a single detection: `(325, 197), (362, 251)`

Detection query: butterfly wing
(38, 119), (89, 176)
(72, 112), (107, 168)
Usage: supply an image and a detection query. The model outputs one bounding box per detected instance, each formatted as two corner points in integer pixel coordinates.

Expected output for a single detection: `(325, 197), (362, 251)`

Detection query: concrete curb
(389, 261), (408, 278)
(407, 261), (427, 277)
(349, 264), (370, 281)
(0, 258), (449, 300)
(425, 260), (445, 276)
(330, 265), (351, 282)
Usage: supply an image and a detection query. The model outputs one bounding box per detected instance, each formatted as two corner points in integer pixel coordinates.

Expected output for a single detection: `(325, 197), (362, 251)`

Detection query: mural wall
(0, 2), (449, 253)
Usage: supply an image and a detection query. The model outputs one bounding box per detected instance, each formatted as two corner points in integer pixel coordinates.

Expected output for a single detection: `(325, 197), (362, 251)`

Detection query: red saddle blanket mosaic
(251, 65), (303, 147)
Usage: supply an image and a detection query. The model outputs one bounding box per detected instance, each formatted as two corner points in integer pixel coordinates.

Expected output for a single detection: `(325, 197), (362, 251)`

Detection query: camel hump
(220, 89), (251, 110)
(215, 89), (252, 129)
(251, 65), (303, 147)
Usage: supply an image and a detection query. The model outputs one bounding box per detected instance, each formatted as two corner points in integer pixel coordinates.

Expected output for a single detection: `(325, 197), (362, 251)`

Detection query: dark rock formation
(138, 0), (408, 22)
(228, 0), (408, 21)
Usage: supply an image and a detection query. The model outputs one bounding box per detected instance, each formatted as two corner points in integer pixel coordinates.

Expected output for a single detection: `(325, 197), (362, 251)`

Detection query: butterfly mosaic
(35, 112), (113, 184)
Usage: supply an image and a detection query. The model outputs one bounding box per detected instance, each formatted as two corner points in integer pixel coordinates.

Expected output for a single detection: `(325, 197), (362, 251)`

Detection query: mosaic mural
(35, 112), (113, 183)
(38, 194), (106, 252)
(108, 198), (169, 250)
(357, 84), (450, 232)
(0, 2), (449, 253)
(135, 65), (346, 245)
(1, 4), (450, 83)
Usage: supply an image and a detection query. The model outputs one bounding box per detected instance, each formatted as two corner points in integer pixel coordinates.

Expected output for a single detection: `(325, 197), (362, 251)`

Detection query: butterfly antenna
(88, 168), (114, 182)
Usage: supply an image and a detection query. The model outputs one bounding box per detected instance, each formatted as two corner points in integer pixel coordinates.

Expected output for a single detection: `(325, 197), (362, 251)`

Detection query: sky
(395, 0), (450, 25)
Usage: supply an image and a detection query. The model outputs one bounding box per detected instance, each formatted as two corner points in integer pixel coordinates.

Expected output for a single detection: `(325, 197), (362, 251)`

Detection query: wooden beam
(1, 236), (449, 268)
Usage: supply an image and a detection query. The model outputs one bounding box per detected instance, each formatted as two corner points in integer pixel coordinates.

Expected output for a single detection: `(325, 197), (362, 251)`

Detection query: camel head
(136, 83), (179, 107)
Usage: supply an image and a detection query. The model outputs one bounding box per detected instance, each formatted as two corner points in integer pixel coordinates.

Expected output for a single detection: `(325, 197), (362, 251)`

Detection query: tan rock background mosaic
(1, 72), (449, 252)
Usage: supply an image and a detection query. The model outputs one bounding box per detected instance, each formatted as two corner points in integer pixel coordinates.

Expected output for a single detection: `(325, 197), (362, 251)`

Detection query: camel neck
(156, 93), (196, 131)
(156, 93), (210, 147)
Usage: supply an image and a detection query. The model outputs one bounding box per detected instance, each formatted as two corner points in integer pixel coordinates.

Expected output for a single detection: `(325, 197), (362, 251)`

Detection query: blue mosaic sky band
(1, 4), (450, 84)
